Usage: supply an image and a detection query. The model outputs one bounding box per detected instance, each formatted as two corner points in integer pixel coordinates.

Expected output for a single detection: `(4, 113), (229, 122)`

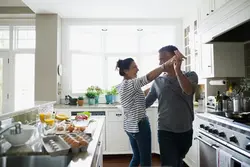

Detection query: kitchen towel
(216, 148), (232, 167)
(242, 162), (250, 167)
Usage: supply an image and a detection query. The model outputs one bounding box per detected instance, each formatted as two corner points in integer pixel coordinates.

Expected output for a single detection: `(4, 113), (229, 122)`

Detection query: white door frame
(0, 51), (11, 114)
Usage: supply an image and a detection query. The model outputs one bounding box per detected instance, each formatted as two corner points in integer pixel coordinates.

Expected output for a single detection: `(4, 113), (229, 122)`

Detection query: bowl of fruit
(73, 111), (91, 127)
(75, 111), (90, 121)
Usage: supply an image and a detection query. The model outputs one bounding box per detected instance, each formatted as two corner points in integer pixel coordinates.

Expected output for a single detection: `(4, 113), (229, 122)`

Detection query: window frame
(0, 19), (35, 113)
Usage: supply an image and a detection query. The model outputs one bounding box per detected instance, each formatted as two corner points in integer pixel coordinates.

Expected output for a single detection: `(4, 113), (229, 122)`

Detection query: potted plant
(85, 91), (96, 105)
(94, 86), (103, 104)
(87, 86), (103, 104)
(111, 86), (119, 103)
(105, 90), (113, 104)
(77, 96), (84, 106)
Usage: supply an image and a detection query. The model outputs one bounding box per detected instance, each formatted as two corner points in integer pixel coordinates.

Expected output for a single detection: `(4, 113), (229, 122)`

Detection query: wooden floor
(103, 154), (161, 167)
(103, 154), (189, 167)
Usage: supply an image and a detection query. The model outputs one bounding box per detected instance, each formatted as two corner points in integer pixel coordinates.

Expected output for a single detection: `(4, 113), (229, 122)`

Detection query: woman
(116, 57), (175, 167)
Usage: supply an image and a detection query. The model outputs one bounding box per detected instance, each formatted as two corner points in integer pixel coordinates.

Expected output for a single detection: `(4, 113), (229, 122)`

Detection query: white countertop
(68, 116), (105, 167)
(54, 103), (158, 109)
(0, 101), (56, 120)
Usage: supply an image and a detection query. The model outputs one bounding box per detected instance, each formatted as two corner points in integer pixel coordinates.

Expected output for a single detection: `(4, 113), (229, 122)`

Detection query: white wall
(0, 0), (26, 7)
(35, 14), (62, 102)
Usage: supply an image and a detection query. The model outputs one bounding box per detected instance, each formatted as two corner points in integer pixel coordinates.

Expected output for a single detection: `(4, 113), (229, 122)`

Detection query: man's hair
(158, 45), (178, 54)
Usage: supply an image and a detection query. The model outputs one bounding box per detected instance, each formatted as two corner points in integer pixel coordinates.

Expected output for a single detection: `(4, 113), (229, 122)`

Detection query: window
(71, 54), (103, 93)
(14, 54), (35, 110)
(0, 27), (9, 49)
(140, 26), (176, 53)
(69, 26), (102, 52)
(66, 25), (177, 94)
(0, 23), (35, 113)
(14, 26), (35, 49)
(139, 55), (161, 90)
(105, 32), (138, 53)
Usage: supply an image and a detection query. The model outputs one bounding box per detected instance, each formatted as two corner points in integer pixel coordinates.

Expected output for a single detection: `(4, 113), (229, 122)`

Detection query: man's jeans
(158, 129), (193, 167)
(126, 117), (152, 167)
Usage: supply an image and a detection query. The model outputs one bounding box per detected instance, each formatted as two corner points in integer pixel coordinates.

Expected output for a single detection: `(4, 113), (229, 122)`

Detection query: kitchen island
(0, 116), (105, 167)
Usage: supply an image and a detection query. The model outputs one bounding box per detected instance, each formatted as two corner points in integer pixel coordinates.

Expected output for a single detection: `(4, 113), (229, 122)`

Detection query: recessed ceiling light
(137, 28), (143, 31)
(102, 29), (108, 31)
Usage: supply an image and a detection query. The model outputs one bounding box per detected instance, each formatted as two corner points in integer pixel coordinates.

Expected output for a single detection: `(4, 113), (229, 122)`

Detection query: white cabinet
(213, 0), (229, 11)
(199, 0), (211, 22)
(146, 109), (159, 154)
(199, 0), (229, 24)
(184, 115), (199, 167)
(200, 43), (245, 78)
(200, 44), (213, 77)
(105, 109), (131, 154)
(199, 0), (248, 41)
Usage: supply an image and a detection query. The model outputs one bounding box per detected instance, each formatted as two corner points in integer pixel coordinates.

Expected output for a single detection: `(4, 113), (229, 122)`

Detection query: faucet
(0, 121), (22, 136)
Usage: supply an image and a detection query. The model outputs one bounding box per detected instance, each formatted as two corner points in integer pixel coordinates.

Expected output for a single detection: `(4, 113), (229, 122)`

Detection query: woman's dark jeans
(126, 117), (152, 167)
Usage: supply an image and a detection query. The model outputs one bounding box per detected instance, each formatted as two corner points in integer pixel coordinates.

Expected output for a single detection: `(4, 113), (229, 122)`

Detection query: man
(145, 45), (198, 167)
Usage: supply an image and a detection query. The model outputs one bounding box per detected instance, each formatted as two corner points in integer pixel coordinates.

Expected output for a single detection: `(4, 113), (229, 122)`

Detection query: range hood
(208, 19), (250, 43)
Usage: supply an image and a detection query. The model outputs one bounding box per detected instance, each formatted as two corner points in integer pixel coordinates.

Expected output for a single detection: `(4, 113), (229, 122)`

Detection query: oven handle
(194, 136), (218, 149)
(195, 136), (243, 164)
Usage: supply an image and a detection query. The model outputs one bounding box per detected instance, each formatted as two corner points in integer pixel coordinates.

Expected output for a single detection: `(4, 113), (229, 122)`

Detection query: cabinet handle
(206, 13), (209, 16)
(116, 114), (122, 117)
(211, 10), (214, 12)
(208, 65), (211, 67)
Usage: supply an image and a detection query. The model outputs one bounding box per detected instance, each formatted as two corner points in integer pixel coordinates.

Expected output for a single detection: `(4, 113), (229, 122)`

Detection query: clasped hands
(162, 50), (186, 73)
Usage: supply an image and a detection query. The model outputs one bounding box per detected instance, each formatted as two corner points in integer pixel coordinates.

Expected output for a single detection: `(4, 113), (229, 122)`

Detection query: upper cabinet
(199, 0), (229, 24)
(200, 43), (245, 78)
(213, 0), (229, 11)
(198, 0), (250, 43)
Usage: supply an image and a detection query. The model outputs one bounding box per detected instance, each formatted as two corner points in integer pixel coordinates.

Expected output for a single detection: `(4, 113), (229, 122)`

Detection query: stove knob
(204, 126), (210, 130)
(212, 129), (219, 135)
(246, 143), (250, 150)
(218, 132), (226, 137)
(200, 124), (205, 129)
(208, 129), (213, 133)
(230, 136), (238, 143)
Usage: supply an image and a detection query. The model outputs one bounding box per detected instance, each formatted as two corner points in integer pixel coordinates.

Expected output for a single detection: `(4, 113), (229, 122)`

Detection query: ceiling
(20, 0), (198, 18)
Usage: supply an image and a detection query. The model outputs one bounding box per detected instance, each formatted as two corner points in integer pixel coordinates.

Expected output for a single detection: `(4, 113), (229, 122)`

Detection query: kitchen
(0, 0), (250, 167)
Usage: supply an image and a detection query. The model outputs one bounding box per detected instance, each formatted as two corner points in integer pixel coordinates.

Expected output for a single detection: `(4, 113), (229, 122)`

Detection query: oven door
(196, 133), (217, 167)
(196, 131), (250, 167)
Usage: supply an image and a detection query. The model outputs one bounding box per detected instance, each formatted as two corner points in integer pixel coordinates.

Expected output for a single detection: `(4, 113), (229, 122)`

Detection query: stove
(196, 113), (250, 165)
(198, 113), (250, 152)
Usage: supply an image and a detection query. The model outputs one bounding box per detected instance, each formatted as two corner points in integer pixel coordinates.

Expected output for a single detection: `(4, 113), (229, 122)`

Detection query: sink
(0, 155), (72, 167)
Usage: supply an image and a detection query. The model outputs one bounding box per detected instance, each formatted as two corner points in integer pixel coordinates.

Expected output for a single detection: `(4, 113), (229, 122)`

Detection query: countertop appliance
(207, 96), (217, 109)
(196, 114), (250, 166)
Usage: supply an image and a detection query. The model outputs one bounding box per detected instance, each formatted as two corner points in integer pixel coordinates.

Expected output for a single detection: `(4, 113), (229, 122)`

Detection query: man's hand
(173, 50), (186, 74)
(163, 56), (176, 69)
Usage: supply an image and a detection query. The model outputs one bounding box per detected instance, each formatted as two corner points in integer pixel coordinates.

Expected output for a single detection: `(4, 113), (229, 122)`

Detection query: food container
(60, 133), (92, 153)
(42, 135), (70, 156)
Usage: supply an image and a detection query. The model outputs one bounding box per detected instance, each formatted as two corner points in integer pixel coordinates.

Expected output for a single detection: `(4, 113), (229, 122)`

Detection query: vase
(112, 95), (118, 103)
(88, 98), (95, 105)
(78, 100), (84, 106)
(95, 96), (99, 104)
(105, 95), (113, 104)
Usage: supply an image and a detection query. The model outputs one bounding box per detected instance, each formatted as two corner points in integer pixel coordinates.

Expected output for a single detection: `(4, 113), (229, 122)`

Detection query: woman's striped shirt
(119, 76), (149, 133)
